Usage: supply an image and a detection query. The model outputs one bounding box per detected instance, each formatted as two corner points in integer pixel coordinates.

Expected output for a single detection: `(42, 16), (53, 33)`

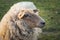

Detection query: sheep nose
(39, 22), (45, 28)
(40, 22), (45, 25)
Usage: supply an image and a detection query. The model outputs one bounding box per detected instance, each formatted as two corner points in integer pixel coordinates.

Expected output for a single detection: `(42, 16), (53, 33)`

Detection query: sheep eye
(24, 14), (29, 17)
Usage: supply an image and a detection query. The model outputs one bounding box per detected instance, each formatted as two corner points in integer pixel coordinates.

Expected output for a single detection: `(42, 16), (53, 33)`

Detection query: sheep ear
(18, 10), (25, 19)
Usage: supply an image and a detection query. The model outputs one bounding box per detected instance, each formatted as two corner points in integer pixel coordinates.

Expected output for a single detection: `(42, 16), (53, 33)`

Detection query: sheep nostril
(40, 22), (45, 25)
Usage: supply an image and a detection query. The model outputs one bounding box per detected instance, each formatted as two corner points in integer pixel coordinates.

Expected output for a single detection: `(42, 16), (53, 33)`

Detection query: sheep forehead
(22, 9), (35, 14)
(14, 2), (37, 10)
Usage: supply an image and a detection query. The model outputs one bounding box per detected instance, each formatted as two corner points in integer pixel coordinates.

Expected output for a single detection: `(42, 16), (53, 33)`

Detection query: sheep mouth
(37, 25), (45, 28)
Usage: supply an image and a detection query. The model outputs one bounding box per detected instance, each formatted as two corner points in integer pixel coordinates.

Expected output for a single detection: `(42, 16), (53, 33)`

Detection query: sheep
(0, 2), (45, 40)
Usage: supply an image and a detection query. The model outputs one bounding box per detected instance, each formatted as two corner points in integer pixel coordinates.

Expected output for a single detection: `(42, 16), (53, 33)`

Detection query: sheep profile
(0, 2), (45, 40)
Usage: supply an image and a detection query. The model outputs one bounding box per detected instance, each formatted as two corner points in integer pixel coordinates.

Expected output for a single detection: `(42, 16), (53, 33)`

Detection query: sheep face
(17, 9), (45, 29)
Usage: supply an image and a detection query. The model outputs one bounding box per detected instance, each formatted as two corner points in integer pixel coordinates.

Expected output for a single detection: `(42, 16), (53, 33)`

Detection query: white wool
(9, 2), (37, 15)
(33, 28), (42, 40)
(11, 2), (37, 10)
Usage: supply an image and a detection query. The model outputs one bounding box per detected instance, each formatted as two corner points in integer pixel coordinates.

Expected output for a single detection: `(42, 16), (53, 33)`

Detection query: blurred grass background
(0, 0), (60, 40)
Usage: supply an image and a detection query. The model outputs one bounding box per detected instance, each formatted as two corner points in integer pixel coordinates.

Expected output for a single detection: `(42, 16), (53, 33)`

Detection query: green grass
(0, 0), (60, 40)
